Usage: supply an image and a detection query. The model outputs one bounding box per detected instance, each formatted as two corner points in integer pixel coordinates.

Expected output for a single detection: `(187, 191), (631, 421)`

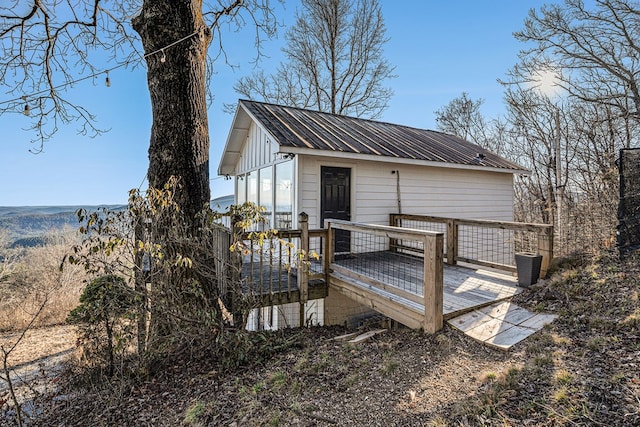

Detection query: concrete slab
(447, 301), (557, 350)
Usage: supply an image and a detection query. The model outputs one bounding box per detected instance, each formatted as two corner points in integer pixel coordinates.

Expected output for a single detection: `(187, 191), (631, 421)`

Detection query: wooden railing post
(230, 214), (244, 327)
(423, 233), (444, 334)
(538, 226), (554, 279)
(324, 220), (334, 284)
(446, 219), (458, 265)
(389, 213), (399, 252)
(298, 213), (309, 326)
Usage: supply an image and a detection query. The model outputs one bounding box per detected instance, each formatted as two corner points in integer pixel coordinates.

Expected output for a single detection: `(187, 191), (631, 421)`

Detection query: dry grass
(0, 229), (87, 331)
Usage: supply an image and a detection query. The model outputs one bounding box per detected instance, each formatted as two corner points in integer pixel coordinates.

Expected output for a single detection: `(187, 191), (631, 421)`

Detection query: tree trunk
(132, 1), (213, 352)
(132, 0), (211, 220)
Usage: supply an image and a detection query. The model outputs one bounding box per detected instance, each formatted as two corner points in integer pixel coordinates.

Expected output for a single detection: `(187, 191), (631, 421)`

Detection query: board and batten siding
(235, 121), (279, 174)
(297, 155), (515, 229)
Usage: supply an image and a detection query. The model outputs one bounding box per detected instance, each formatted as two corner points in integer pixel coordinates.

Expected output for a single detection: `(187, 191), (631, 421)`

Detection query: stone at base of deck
(447, 301), (557, 350)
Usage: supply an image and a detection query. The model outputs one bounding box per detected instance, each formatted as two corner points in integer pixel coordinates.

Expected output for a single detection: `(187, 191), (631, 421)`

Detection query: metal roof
(218, 100), (526, 175)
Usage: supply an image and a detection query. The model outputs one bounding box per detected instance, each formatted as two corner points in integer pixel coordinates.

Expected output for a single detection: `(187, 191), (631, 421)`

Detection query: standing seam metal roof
(239, 100), (525, 171)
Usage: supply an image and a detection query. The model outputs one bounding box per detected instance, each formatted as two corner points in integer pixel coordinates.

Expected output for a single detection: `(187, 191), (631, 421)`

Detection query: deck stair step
(331, 332), (361, 342)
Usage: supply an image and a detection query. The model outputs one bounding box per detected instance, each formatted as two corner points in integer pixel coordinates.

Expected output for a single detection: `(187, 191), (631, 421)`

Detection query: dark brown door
(321, 166), (351, 253)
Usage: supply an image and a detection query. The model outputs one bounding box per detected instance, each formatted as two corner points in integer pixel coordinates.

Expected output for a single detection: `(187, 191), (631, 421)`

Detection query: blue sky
(0, 0), (560, 206)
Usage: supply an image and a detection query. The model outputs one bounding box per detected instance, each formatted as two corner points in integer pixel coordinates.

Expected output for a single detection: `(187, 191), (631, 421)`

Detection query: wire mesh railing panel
(390, 218), (445, 257)
(308, 234), (324, 276)
(390, 214), (552, 272)
(210, 225), (235, 296)
(332, 230), (424, 296)
(457, 225), (515, 267)
(513, 230), (538, 255)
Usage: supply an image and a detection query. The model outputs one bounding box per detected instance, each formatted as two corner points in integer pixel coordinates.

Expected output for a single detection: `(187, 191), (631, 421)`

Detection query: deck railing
(208, 224), (239, 320)
(211, 213), (328, 326)
(236, 214), (326, 298)
(389, 214), (554, 278)
(238, 229), (301, 296)
(325, 219), (444, 333)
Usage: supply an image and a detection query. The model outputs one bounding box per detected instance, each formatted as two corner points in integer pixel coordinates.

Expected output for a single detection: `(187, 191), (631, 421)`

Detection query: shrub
(67, 274), (137, 376)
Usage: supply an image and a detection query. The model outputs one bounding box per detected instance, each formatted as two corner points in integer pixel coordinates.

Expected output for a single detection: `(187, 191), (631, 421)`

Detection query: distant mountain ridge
(0, 195), (234, 245)
(0, 205), (127, 243)
(0, 205), (126, 217)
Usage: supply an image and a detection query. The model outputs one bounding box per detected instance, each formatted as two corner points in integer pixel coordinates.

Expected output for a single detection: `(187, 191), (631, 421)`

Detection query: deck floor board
(332, 251), (520, 319)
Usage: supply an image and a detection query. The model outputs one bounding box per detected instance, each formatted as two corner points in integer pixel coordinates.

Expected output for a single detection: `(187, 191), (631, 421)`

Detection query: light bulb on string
(22, 96), (30, 116)
(0, 28), (208, 111)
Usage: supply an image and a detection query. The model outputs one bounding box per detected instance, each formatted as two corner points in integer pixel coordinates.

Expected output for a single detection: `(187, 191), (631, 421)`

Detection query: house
(218, 100), (527, 330)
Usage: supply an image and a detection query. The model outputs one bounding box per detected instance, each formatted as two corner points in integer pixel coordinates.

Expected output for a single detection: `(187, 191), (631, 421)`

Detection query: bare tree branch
(234, 0), (395, 119)
(512, 0), (640, 121)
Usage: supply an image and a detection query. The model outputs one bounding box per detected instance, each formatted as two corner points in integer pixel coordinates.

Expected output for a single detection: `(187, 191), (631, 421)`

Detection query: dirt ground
(0, 324), (76, 371)
(3, 252), (640, 426)
(9, 324), (525, 426)
(0, 325), (76, 411)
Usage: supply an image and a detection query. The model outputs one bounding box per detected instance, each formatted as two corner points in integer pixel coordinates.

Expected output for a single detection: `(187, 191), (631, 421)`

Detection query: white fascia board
(280, 146), (531, 175)
(218, 105), (249, 176)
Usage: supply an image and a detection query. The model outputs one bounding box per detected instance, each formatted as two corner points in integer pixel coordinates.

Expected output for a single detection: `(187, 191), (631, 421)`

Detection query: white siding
(358, 162), (514, 223)
(297, 154), (336, 228)
(236, 122), (279, 174)
(296, 154), (514, 228)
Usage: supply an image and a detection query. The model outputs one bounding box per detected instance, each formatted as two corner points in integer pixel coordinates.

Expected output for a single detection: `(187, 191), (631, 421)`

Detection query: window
(275, 161), (294, 229)
(236, 175), (246, 204)
(259, 166), (273, 225)
(238, 160), (293, 229)
(247, 172), (258, 204)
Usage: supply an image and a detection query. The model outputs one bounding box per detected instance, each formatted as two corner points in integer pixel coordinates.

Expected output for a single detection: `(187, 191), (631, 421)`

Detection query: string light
(22, 96), (30, 116)
(0, 27), (206, 109)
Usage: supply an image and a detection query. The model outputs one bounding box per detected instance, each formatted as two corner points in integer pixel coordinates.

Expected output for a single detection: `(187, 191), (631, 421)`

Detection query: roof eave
(217, 103), (252, 176)
(279, 146), (530, 175)
(219, 100), (286, 176)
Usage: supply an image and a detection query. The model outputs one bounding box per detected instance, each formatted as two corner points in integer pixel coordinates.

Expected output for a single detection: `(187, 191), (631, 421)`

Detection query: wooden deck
(241, 261), (328, 306)
(240, 249), (521, 329)
(224, 215), (552, 337)
(442, 263), (521, 319)
(330, 251), (521, 325)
